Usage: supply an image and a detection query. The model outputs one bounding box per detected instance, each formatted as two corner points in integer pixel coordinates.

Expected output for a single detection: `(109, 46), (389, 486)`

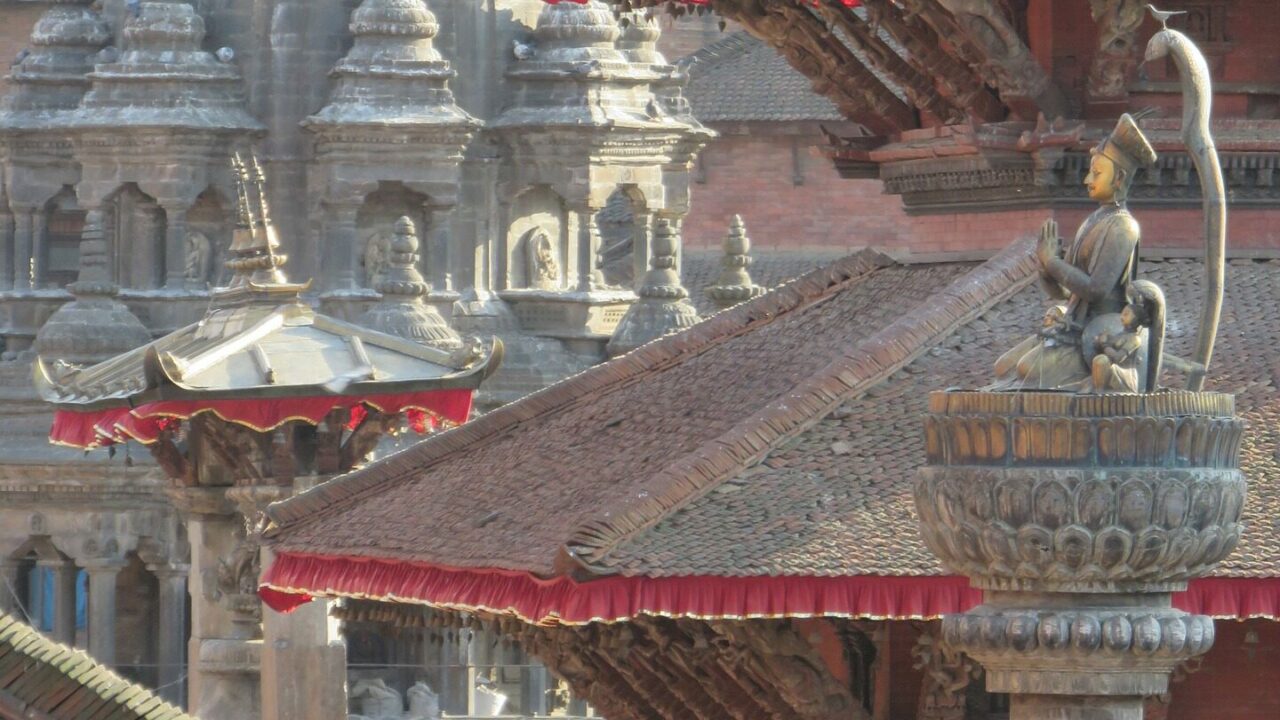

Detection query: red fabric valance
(50, 390), (474, 450)
(261, 552), (1280, 624)
(261, 552), (980, 623)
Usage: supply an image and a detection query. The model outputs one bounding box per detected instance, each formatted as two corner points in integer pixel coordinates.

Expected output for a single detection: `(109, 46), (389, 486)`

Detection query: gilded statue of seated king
(991, 113), (1166, 393)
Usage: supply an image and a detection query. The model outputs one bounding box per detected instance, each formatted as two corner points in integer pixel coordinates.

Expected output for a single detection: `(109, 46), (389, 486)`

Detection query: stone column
(12, 206), (34, 289)
(427, 204), (455, 294)
(43, 559), (78, 646)
(0, 558), (21, 614)
(631, 210), (652, 292)
(574, 209), (603, 292)
(0, 206), (13, 291)
(84, 561), (123, 664)
(151, 564), (189, 705)
(162, 200), (191, 290)
(30, 210), (47, 289)
(914, 391), (1244, 720)
(323, 201), (360, 291)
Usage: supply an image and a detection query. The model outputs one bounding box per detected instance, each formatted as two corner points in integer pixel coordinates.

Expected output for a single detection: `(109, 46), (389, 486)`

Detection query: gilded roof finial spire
(225, 151), (288, 288)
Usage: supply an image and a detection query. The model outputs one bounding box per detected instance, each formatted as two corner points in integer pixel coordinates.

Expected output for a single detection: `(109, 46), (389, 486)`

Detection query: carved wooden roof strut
(858, 0), (1006, 122)
(726, 3), (915, 135)
(812, 2), (968, 124)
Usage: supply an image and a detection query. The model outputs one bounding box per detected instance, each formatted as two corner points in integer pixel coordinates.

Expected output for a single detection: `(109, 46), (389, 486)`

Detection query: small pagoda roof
(35, 288), (495, 410)
(0, 611), (193, 720)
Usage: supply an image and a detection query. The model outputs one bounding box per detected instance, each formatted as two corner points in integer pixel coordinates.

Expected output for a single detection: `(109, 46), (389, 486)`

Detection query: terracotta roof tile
(0, 611), (192, 720)
(266, 249), (975, 575)
(604, 256), (1280, 580)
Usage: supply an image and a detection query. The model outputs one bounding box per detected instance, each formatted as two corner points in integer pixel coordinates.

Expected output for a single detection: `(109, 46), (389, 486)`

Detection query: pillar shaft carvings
(914, 391), (1244, 719)
(85, 562), (122, 665)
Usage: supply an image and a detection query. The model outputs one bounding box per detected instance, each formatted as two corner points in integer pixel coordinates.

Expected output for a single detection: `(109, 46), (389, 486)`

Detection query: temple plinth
(915, 390), (1245, 718)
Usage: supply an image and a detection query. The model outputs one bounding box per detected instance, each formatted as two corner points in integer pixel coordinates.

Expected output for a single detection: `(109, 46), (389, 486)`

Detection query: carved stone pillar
(84, 561), (123, 664)
(12, 206), (34, 289)
(42, 559), (78, 646)
(323, 201), (361, 291)
(630, 210), (652, 292)
(426, 204), (454, 295)
(31, 210), (47, 289)
(0, 207), (13, 291)
(151, 564), (189, 705)
(574, 208), (603, 292)
(915, 391), (1244, 720)
(0, 559), (20, 613)
(162, 200), (192, 290)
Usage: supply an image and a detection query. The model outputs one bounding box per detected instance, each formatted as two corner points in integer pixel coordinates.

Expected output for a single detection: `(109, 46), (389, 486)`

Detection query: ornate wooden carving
(149, 428), (191, 485)
(860, 0), (1006, 121)
(720, 3), (916, 135)
(1087, 0), (1147, 102)
(911, 626), (979, 720)
(924, 0), (1069, 118)
(339, 408), (397, 472)
(511, 615), (861, 720)
(813, 3), (967, 124)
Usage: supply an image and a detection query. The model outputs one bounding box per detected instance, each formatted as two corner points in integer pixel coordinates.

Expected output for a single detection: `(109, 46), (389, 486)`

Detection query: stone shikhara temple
(3, 2), (1280, 720)
(0, 0), (715, 717)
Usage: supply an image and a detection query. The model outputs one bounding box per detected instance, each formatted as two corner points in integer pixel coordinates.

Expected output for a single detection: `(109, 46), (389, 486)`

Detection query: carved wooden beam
(1086, 0), (1146, 103)
(934, 0), (1071, 118)
(338, 408), (396, 472)
(859, 0), (1007, 121)
(813, 2), (968, 124)
(710, 619), (866, 720)
(721, 2), (917, 135)
(149, 429), (191, 485)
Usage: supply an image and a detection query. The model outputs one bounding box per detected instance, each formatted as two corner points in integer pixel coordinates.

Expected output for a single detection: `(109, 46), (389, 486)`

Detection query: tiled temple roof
(265, 248), (990, 572)
(0, 612), (193, 720)
(681, 31), (846, 123)
(268, 244), (1280, 583)
(681, 27), (906, 123)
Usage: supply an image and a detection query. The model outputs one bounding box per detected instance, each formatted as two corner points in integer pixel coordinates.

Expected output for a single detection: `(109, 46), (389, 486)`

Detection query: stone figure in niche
(406, 681), (440, 719)
(363, 231), (391, 288)
(527, 227), (560, 290)
(184, 231), (212, 286)
(349, 678), (404, 718)
(991, 113), (1166, 393)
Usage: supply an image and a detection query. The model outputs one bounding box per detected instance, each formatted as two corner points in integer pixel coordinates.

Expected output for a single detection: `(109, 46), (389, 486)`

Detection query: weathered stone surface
(358, 216), (462, 350)
(608, 218), (700, 357)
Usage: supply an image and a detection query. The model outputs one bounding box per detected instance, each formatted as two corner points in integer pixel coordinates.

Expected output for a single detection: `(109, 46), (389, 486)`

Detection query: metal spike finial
(1146, 4), (1187, 30)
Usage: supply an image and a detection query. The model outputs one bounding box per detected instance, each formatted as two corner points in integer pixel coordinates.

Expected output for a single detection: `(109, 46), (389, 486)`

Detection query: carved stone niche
(915, 390), (1244, 718)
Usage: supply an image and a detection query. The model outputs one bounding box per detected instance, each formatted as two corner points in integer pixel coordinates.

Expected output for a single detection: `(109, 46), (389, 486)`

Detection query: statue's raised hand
(1037, 219), (1061, 267)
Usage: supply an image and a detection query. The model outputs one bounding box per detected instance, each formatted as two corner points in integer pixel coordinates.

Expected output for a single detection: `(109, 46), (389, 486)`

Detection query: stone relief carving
(526, 227), (560, 290)
(363, 231), (392, 288)
(184, 230), (212, 286)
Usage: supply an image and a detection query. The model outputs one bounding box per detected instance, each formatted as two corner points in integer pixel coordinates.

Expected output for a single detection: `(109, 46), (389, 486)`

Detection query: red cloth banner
(49, 390), (474, 449)
(261, 551), (1280, 624)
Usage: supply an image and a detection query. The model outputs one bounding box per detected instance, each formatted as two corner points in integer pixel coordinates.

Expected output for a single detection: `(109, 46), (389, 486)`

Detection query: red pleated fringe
(49, 390), (474, 449)
(260, 552), (1280, 624)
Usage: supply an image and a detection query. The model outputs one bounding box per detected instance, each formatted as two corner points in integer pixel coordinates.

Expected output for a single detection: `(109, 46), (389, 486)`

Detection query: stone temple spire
(607, 219), (701, 357)
(0, 0), (108, 127)
(307, 0), (475, 129)
(617, 11), (664, 66)
(33, 210), (150, 364)
(70, 0), (258, 131)
(705, 215), (765, 311)
(359, 216), (462, 350)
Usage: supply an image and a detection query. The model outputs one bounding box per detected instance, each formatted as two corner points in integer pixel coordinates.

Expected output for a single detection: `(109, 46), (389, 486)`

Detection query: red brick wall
(0, 4), (45, 96)
(683, 128), (913, 253)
